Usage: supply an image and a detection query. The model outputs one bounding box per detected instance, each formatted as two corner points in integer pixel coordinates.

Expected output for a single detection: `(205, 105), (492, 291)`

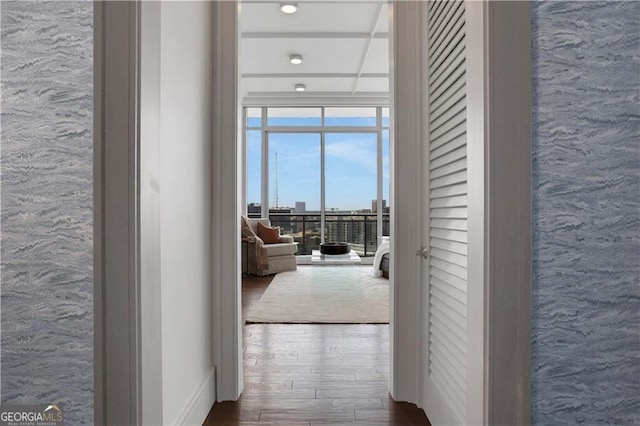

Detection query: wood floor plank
(292, 380), (389, 390)
(312, 422), (422, 426)
(240, 388), (317, 399)
(211, 422), (310, 426)
(205, 402), (261, 422)
(244, 364), (312, 375)
(236, 397), (385, 410)
(354, 372), (388, 381)
(255, 358), (378, 368)
(356, 407), (431, 424)
(249, 373), (357, 382)
(243, 379), (293, 391)
(316, 387), (391, 400)
(311, 365), (380, 374)
(259, 409), (356, 422)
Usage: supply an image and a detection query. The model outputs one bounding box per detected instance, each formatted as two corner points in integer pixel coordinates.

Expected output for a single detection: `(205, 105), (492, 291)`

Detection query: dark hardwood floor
(204, 273), (430, 425)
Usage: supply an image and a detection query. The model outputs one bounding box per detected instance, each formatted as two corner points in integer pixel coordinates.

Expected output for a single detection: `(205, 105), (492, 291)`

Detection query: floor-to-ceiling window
(245, 106), (390, 257)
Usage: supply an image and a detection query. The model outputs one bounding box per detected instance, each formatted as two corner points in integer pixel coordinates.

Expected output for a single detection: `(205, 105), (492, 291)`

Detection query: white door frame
(388, 0), (426, 402)
(95, 1), (532, 424)
(211, 0), (243, 402)
(483, 2), (533, 423)
(94, 1), (165, 424)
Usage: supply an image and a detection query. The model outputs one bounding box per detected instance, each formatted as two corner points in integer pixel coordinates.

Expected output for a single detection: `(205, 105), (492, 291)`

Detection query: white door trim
(138, 2), (164, 424)
(94, 2), (145, 424)
(211, 0), (243, 402)
(388, 0), (426, 402)
(466, 1), (489, 423)
(484, 2), (532, 424)
(95, 1), (166, 424)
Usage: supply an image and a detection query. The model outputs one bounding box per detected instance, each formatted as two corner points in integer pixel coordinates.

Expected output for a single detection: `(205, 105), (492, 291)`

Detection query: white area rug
(246, 266), (389, 324)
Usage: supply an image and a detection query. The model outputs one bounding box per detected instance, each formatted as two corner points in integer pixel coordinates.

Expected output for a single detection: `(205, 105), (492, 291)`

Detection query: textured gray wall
(531, 1), (640, 424)
(0, 1), (94, 424)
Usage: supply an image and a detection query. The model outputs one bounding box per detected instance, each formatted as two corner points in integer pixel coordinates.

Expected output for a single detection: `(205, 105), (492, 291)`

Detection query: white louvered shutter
(426, 0), (468, 423)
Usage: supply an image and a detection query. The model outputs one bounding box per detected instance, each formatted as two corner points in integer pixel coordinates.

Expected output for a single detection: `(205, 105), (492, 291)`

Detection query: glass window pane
(325, 133), (377, 256)
(382, 107), (390, 127)
(247, 107), (262, 128)
(324, 107), (377, 126)
(246, 130), (262, 216)
(268, 133), (321, 255)
(382, 129), (390, 236)
(267, 107), (322, 127)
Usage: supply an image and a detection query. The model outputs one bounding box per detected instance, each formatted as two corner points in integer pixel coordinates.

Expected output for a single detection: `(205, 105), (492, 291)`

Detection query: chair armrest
(279, 235), (294, 243)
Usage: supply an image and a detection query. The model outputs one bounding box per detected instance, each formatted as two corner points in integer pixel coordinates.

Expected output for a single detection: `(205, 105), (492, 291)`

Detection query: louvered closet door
(423, 0), (469, 424)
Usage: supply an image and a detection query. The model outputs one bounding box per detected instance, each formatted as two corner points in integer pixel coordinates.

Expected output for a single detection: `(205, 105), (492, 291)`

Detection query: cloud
(325, 138), (378, 173)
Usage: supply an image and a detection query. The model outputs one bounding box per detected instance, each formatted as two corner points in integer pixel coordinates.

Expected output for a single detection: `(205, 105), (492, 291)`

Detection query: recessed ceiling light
(289, 54), (303, 65)
(294, 83), (306, 92)
(280, 3), (298, 14)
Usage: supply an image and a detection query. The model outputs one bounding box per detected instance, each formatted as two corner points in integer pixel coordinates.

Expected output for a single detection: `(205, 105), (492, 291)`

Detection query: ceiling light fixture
(294, 83), (306, 92)
(280, 3), (298, 14)
(289, 54), (303, 65)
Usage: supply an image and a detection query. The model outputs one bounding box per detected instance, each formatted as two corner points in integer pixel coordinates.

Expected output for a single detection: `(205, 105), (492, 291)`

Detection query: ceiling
(240, 1), (390, 107)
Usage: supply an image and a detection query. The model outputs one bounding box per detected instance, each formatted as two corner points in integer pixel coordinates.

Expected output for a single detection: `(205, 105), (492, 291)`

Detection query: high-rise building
(269, 206), (292, 233)
(371, 199), (387, 213)
(247, 203), (261, 217)
(295, 201), (306, 213)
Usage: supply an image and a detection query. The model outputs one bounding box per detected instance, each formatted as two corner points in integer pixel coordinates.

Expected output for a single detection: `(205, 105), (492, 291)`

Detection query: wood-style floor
(204, 274), (430, 425)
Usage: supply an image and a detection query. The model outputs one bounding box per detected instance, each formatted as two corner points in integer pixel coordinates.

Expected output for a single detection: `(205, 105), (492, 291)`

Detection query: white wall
(160, 2), (215, 424)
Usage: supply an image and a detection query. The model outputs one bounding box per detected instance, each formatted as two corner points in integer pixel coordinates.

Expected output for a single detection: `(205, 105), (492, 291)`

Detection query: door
(421, 1), (483, 424)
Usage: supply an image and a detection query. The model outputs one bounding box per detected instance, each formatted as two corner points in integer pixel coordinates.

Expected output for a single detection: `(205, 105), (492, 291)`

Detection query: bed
(372, 236), (390, 279)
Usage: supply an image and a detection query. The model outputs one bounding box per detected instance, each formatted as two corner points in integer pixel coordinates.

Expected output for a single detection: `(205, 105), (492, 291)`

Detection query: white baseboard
(173, 367), (216, 426)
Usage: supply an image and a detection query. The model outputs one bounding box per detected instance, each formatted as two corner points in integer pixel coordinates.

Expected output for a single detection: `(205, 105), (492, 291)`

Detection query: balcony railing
(248, 212), (390, 257)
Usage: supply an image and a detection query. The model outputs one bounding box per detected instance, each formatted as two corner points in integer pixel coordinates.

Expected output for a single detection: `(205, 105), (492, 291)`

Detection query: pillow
(257, 222), (281, 244)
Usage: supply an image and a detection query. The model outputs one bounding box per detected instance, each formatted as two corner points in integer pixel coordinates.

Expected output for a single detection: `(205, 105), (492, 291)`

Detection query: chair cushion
(279, 235), (294, 243)
(263, 242), (298, 257)
(250, 218), (270, 234)
(257, 222), (281, 244)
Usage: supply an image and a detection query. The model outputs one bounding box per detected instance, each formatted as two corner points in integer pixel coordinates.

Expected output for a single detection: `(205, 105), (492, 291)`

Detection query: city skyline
(247, 201), (389, 214)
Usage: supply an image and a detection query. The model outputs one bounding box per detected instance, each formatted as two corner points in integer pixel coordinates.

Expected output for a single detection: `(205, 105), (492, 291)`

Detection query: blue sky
(247, 118), (389, 211)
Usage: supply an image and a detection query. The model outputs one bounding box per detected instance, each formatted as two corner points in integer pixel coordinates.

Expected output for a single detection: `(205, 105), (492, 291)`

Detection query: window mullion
(320, 131), (326, 243)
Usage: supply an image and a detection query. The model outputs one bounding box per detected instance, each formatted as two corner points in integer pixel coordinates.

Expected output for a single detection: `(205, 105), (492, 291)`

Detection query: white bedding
(372, 236), (390, 277)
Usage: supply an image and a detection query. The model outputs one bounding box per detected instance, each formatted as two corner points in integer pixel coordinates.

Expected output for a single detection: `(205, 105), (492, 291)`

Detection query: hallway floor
(204, 274), (430, 425)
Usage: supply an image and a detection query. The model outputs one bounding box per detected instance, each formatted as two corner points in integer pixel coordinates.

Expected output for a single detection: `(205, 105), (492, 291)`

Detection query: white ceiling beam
(242, 72), (389, 79)
(242, 0), (387, 4)
(352, 3), (385, 94)
(246, 91), (389, 97)
(243, 92), (389, 107)
(241, 31), (389, 39)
